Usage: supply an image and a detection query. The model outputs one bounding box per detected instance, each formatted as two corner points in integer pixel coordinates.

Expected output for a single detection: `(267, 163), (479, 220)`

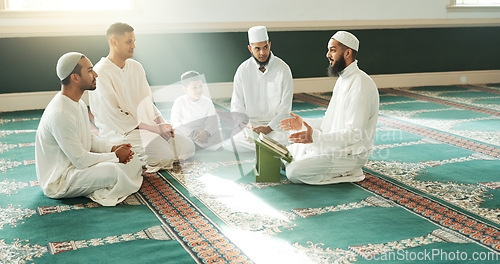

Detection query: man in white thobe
(89, 22), (195, 172)
(36, 52), (143, 206)
(230, 26), (293, 151)
(280, 31), (379, 185)
(170, 71), (222, 150)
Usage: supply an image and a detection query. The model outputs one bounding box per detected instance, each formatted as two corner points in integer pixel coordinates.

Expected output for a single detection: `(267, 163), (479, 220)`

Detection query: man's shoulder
(357, 68), (375, 82)
(42, 95), (72, 124)
(172, 94), (188, 104)
(126, 58), (142, 66)
(94, 58), (114, 75)
(237, 57), (253, 69)
(95, 58), (143, 72)
(271, 54), (288, 65)
(199, 95), (215, 105)
(351, 69), (377, 91)
(269, 55), (291, 72)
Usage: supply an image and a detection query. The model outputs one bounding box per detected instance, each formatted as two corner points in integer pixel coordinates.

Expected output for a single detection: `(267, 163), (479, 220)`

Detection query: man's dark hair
(106, 22), (134, 39)
(338, 42), (358, 59)
(61, 55), (84, 85)
(181, 70), (202, 87)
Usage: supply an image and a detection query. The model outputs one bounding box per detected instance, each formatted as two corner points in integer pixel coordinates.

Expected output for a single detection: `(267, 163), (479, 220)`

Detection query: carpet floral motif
(349, 228), (471, 260)
(0, 130), (36, 139)
(364, 156), (500, 224)
(0, 178), (30, 196)
(292, 196), (396, 218)
(0, 225), (172, 263)
(169, 160), (297, 236)
(294, 229), (472, 264)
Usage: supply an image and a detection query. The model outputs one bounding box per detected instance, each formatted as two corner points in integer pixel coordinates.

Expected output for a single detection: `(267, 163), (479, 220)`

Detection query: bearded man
(230, 25), (294, 151)
(279, 31), (379, 185)
(35, 52), (142, 206)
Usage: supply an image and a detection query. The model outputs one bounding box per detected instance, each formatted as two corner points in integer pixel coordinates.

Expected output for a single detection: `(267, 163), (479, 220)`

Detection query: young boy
(170, 71), (222, 150)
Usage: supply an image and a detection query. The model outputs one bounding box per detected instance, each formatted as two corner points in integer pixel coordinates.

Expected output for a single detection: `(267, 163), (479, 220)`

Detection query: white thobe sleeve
(230, 69), (246, 114)
(93, 74), (140, 134)
(90, 134), (114, 153)
(230, 69), (248, 127)
(142, 75), (163, 121)
(170, 99), (182, 128)
(205, 102), (220, 136)
(170, 99), (194, 136)
(51, 112), (118, 169)
(135, 65), (162, 125)
(303, 118), (323, 130)
(268, 66), (293, 130)
(311, 78), (374, 154)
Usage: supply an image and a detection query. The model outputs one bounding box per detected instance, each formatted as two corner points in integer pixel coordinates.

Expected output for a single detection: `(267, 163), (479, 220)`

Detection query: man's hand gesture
(252, 125), (272, 135)
(280, 112), (303, 131)
(288, 121), (313, 143)
(191, 130), (209, 144)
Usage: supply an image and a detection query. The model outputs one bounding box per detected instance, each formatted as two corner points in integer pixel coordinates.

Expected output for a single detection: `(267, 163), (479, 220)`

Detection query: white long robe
(230, 53), (293, 151)
(286, 60), (379, 185)
(35, 92), (143, 206)
(89, 58), (195, 172)
(170, 94), (222, 150)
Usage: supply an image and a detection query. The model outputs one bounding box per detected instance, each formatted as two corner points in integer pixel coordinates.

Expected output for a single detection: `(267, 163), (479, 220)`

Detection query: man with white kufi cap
(230, 26), (294, 152)
(35, 52), (143, 206)
(280, 31), (379, 185)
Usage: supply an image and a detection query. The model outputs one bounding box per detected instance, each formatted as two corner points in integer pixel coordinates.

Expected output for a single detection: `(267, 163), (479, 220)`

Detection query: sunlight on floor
(198, 173), (286, 220)
(198, 173), (317, 263)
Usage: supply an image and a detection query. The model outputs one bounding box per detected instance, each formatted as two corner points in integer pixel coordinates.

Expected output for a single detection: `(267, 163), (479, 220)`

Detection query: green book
(244, 128), (293, 162)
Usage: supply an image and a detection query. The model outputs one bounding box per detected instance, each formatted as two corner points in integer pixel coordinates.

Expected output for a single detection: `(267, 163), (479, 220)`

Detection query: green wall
(1, 26), (499, 94)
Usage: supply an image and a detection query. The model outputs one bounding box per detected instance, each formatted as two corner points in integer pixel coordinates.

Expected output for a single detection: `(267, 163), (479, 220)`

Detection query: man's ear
(70, 73), (79, 82)
(344, 48), (352, 60)
(248, 45), (253, 53)
(110, 36), (116, 47)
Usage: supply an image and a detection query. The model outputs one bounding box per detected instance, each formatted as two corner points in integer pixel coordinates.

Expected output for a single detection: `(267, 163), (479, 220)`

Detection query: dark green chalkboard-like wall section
(1, 27), (499, 94)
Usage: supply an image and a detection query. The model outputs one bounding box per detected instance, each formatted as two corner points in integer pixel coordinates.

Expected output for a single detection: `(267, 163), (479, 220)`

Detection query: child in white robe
(171, 71), (222, 151)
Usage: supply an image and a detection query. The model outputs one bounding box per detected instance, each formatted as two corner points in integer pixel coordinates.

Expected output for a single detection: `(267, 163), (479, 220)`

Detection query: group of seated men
(35, 22), (379, 206)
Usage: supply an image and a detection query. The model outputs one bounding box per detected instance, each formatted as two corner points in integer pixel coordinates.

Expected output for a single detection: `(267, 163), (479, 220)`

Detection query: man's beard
(82, 79), (97, 91)
(253, 53), (271, 67)
(327, 56), (347, 77)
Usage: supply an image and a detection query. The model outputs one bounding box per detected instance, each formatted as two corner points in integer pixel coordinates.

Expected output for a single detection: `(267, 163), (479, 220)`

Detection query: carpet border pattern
(139, 172), (253, 264)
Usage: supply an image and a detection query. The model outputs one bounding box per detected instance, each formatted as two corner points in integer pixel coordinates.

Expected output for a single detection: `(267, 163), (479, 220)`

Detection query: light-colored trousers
(285, 143), (368, 185)
(51, 156), (143, 206)
(124, 129), (195, 172)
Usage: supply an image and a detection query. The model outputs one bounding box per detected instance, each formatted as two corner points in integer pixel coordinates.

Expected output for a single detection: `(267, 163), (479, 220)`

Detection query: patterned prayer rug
(1, 83), (499, 263)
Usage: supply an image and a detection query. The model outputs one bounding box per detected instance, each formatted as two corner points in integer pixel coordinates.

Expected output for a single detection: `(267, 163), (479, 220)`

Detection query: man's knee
(120, 155), (143, 176)
(285, 162), (307, 184)
(173, 134), (195, 159)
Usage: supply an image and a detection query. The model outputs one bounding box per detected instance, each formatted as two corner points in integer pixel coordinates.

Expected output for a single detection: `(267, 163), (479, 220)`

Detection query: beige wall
(1, 0), (499, 37)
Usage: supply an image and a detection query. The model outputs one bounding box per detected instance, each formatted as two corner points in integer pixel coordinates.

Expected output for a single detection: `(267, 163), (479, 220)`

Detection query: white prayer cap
(332, 31), (359, 51)
(248, 26), (269, 44)
(56, 52), (84, 80)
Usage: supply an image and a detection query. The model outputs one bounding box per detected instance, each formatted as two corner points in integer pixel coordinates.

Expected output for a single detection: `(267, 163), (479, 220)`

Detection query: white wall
(1, 0), (499, 37)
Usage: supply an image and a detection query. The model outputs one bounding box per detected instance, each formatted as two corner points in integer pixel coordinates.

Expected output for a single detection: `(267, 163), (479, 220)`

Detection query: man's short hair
(181, 70), (202, 87)
(61, 57), (84, 85)
(106, 22), (134, 39)
(337, 42), (358, 59)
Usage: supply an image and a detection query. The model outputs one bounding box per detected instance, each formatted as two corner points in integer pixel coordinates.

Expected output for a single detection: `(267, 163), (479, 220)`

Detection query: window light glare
(7, 0), (132, 11)
(455, 0), (500, 6)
